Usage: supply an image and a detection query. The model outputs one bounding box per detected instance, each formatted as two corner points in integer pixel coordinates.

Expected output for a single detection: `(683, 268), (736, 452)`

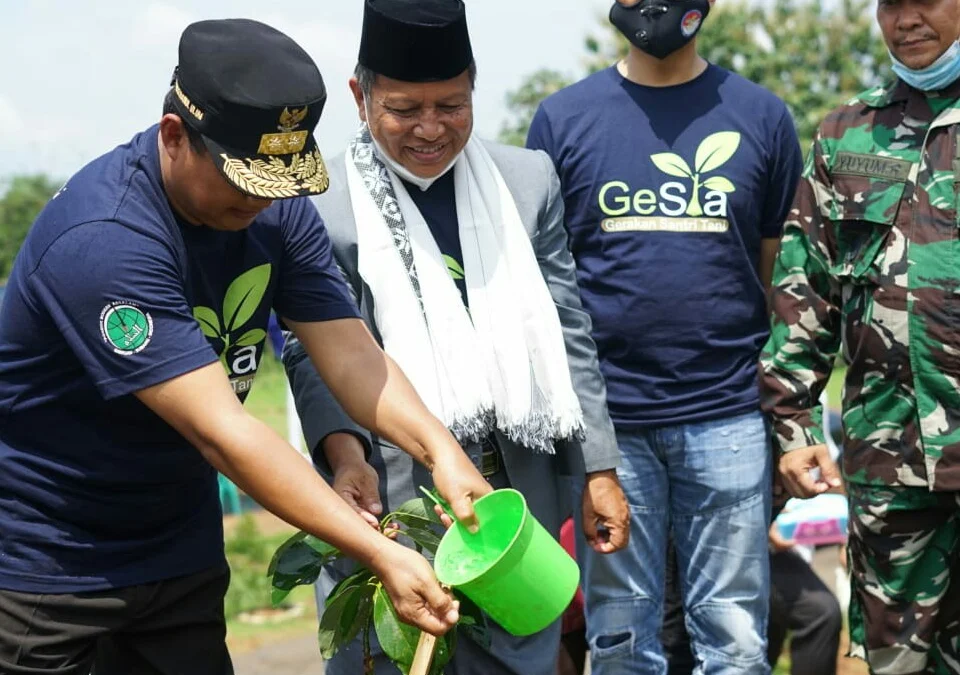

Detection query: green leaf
(326, 567), (376, 607)
(222, 263), (272, 333)
(432, 629), (455, 674)
(454, 590), (484, 627)
(193, 306), (221, 338)
(443, 254), (465, 280)
(317, 580), (375, 660)
(453, 590), (491, 650)
(369, 584), (458, 674)
(694, 131), (742, 174)
(402, 526), (443, 555)
(382, 498), (445, 554)
(382, 496), (442, 530)
(702, 176), (737, 193)
(373, 585), (420, 668)
(268, 531), (307, 577)
(268, 532), (341, 606)
(270, 585), (292, 608)
(340, 582), (376, 648)
(235, 328), (266, 347)
(650, 153), (693, 178)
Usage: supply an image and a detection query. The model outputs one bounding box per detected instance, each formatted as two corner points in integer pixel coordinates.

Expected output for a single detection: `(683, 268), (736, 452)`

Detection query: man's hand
(372, 543), (460, 636)
(779, 443), (841, 498)
(325, 433), (382, 529)
(288, 317), (491, 529)
(581, 470), (629, 554)
(768, 521), (796, 553)
(429, 440), (493, 533)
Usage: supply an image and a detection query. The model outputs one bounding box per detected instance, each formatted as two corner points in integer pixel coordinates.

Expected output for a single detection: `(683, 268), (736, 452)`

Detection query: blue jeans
(577, 410), (772, 675)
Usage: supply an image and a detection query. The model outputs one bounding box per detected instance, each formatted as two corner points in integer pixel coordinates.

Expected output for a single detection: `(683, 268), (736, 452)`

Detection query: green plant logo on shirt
(443, 255), (465, 280)
(598, 131), (741, 233)
(193, 263), (271, 394)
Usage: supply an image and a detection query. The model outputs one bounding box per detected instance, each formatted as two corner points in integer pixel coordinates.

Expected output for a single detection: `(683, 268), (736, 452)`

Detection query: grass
(223, 352), (315, 653)
(222, 513), (318, 654)
(244, 351), (292, 440)
(226, 584), (319, 654)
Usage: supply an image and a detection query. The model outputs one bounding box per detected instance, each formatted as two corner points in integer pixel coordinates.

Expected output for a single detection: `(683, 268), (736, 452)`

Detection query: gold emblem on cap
(257, 131), (309, 155)
(257, 106), (310, 156)
(220, 148), (329, 199)
(278, 106), (308, 132)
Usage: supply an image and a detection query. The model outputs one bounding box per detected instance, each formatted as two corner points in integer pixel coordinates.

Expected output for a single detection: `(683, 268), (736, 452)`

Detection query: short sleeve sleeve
(526, 104), (557, 161)
(273, 197), (360, 323)
(760, 108), (804, 239)
(29, 222), (218, 400)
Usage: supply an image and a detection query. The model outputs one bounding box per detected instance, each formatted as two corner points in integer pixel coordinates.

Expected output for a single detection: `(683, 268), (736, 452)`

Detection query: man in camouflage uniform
(761, 0), (960, 672)
(762, 0), (960, 675)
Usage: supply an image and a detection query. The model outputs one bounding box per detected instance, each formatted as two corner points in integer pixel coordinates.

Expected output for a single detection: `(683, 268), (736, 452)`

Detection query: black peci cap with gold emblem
(170, 18), (329, 199)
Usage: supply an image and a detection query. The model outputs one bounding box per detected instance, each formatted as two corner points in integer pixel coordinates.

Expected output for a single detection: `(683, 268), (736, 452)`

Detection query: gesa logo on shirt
(598, 131), (741, 233)
(192, 263), (272, 397)
(100, 301), (154, 355)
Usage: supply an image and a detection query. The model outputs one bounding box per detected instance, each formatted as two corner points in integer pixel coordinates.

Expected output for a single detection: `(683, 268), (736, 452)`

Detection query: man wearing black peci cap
(0, 18), (493, 674)
(283, 1), (630, 673)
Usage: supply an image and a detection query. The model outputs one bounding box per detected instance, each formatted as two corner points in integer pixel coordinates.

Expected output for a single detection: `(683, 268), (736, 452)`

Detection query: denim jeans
(576, 409), (772, 675)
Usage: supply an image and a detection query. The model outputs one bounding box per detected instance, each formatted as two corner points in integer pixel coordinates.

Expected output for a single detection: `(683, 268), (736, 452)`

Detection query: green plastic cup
(433, 488), (580, 636)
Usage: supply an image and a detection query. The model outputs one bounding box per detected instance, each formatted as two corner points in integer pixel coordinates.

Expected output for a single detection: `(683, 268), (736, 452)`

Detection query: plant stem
(363, 621), (373, 675)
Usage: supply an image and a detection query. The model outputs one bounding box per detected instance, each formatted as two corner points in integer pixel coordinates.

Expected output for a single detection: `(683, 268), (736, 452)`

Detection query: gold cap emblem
(278, 106), (308, 133)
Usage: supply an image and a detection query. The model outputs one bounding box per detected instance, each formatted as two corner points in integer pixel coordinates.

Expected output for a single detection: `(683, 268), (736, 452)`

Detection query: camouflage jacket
(761, 78), (960, 491)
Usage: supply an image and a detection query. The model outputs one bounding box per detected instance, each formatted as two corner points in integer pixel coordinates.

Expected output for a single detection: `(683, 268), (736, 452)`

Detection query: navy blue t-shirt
(0, 125), (358, 593)
(528, 65), (801, 428)
(404, 173), (469, 307)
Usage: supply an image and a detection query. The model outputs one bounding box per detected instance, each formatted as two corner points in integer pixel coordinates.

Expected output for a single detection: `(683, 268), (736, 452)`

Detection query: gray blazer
(283, 140), (618, 538)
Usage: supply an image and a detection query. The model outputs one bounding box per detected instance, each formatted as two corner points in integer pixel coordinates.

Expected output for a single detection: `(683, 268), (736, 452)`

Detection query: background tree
(499, 69), (575, 147)
(0, 174), (61, 281)
(500, 0), (889, 151)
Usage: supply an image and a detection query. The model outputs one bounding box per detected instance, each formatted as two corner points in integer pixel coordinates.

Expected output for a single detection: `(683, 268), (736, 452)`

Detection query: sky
(0, 0), (613, 181)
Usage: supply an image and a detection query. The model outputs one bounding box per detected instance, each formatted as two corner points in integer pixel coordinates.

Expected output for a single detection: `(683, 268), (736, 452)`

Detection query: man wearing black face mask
(527, 1), (803, 673)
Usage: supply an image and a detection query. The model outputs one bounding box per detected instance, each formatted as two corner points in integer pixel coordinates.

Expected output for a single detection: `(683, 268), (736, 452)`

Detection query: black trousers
(662, 547), (842, 675)
(767, 549), (842, 675)
(0, 565), (233, 675)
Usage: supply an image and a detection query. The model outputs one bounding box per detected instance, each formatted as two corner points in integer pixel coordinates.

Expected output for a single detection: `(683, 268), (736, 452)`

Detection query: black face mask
(609, 0), (711, 60)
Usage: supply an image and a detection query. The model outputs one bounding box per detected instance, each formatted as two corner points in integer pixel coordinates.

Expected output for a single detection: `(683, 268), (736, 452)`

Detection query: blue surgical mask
(890, 40), (960, 92)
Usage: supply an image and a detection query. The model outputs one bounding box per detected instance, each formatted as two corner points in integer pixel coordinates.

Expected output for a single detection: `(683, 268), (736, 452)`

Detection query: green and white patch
(100, 301), (153, 355)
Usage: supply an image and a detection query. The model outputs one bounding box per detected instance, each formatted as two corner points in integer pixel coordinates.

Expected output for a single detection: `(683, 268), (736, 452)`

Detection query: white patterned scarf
(346, 125), (584, 453)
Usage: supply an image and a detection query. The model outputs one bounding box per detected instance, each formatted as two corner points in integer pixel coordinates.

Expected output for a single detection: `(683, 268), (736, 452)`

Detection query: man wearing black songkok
(284, 1), (631, 673)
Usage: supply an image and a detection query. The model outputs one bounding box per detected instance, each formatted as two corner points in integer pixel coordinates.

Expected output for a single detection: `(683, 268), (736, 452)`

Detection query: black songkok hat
(171, 18), (329, 199)
(359, 0), (474, 82)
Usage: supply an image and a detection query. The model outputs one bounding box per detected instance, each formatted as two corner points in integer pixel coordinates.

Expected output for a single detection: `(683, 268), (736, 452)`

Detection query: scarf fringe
(449, 408), (586, 455)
